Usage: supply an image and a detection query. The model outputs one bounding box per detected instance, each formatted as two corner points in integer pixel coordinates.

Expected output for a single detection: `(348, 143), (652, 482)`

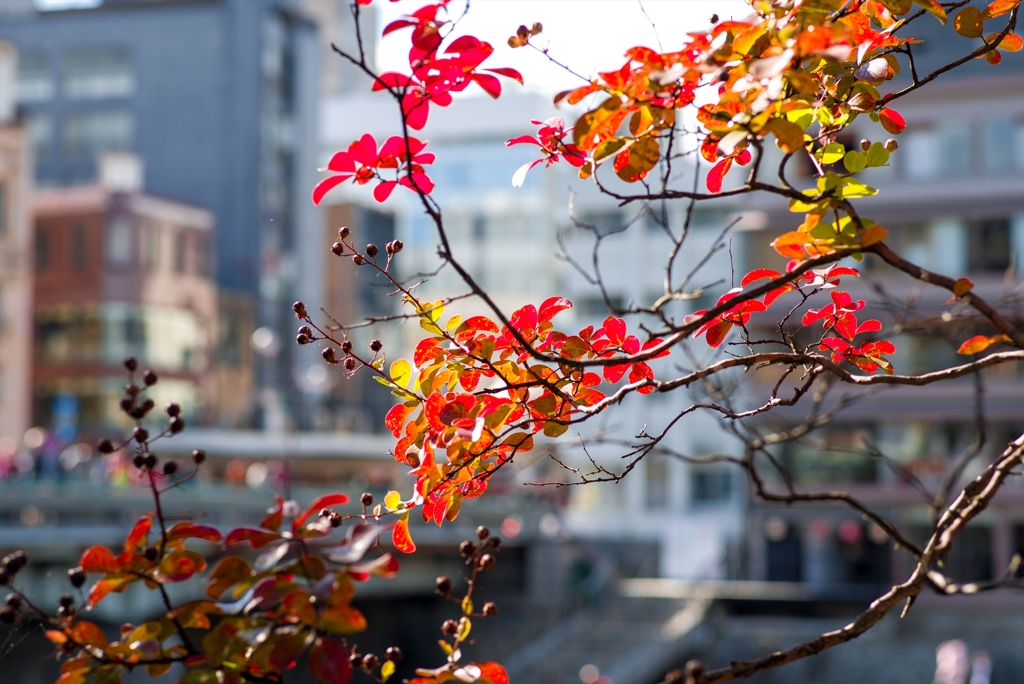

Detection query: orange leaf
(953, 277), (974, 298)
(957, 334), (1009, 354)
(155, 550), (207, 582)
(860, 225), (889, 246)
(954, 6), (984, 37)
(385, 403), (412, 438)
(69, 621), (108, 649)
(87, 576), (132, 607)
(207, 556), (251, 599)
(45, 630), (69, 646)
(121, 516), (152, 562)
(318, 605), (368, 634)
(477, 662), (511, 684)
(392, 515), (416, 554)
(80, 546), (119, 573)
(988, 32), (1023, 51)
(982, 0), (1020, 19)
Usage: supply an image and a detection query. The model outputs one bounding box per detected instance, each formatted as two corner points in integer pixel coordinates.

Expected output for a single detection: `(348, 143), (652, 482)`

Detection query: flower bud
(482, 601), (498, 617)
(441, 619), (458, 635)
(341, 340), (353, 353)
(58, 593), (74, 608)
(322, 347), (336, 363)
(362, 654), (379, 669)
(360, 492), (373, 506)
(338, 226), (350, 239)
(343, 358), (357, 371)
(365, 244), (379, 258)
(386, 646), (403, 662)
(885, 138), (898, 151)
(192, 449), (207, 464)
(296, 334), (309, 345)
(369, 339), (382, 352)
(124, 357), (138, 371)
(292, 301), (307, 318)
(476, 526), (490, 540)
(487, 536), (501, 548)
(143, 370), (158, 386)
(332, 242), (344, 256)
(98, 438), (115, 454)
(132, 454), (146, 469)
(478, 553), (496, 571)
(163, 461), (179, 476)
(436, 575), (453, 594)
(144, 453), (158, 470)
(459, 540), (476, 557)
(119, 398), (133, 413)
(133, 427), (149, 443)
(169, 417), (185, 434)
(68, 567), (86, 588)
(859, 139), (871, 151)
(352, 254), (366, 266)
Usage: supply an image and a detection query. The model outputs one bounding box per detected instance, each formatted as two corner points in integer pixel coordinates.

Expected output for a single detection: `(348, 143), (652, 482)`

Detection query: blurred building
(32, 153), (217, 437)
(0, 0), (324, 428)
(738, 25), (1024, 590)
(0, 42), (34, 449)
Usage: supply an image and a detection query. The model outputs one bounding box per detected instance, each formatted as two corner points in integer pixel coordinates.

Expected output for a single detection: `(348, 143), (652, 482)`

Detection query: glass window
(939, 124), (971, 174)
(691, 469), (732, 504)
(982, 118), (1016, 172)
(105, 217), (133, 268)
(16, 53), (54, 103)
(63, 110), (134, 159)
(904, 128), (938, 180)
(969, 218), (1012, 273)
(26, 114), (53, 160)
(65, 49), (133, 99)
(140, 221), (160, 270)
(70, 224), (87, 271)
(35, 225), (49, 270)
(174, 231), (187, 273)
(645, 457), (669, 510)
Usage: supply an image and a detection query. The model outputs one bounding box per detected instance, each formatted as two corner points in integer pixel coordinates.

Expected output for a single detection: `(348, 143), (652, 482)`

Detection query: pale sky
(376, 0), (751, 96)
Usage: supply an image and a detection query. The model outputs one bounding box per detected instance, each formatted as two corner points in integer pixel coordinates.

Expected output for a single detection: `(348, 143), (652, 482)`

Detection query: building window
(141, 221), (160, 271)
(174, 231), (188, 273)
(65, 49), (134, 99)
(35, 225), (49, 270)
(0, 182), (5, 234)
(105, 218), (133, 268)
(645, 457), (669, 510)
(16, 53), (54, 103)
(969, 219), (1011, 273)
(982, 118), (1017, 172)
(195, 233), (212, 277)
(691, 469), (733, 504)
(903, 127), (938, 180)
(63, 110), (134, 159)
(71, 225), (87, 271)
(27, 114), (53, 160)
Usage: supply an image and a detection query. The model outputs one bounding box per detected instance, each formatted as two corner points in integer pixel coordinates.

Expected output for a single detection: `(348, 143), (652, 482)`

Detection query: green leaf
(838, 178), (877, 198)
(818, 142), (845, 165)
(865, 142), (890, 167)
(843, 151), (867, 174)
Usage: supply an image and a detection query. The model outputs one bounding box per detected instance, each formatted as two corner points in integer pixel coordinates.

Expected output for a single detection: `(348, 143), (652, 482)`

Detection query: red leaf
(878, 108), (906, 135)
(224, 527), (281, 549)
(471, 73), (503, 98)
(206, 556), (251, 599)
(477, 662), (510, 684)
(80, 546), (119, 573)
(393, 515), (416, 554)
(87, 576), (132, 606)
(168, 522), (222, 544)
(155, 550), (206, 583)
(385, 404), (412, 438)
(297, 493), (351, 528)
(485, 67), (524, 83)
(602, 316), (627, 345)
(704, 320), (734, 348)
(261, 495), (285, 532)
(373, 180), (398, 202)
(957, 334), (1007, 355)
(308, 637), (353, 684)
(706, 158), (733, 193)
(539, 296), (572, 322)
(603, 363), (630, 383)
(740, 268), (782, 286)
(312, 175), (348, 206)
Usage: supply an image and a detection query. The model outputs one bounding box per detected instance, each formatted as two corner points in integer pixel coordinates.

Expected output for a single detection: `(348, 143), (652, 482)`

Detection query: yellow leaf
(381, 660), (396, 683)
(953, 277), (974, 298)
(461, 595), (474, 616)
(383, 490), (402, 511)
(390, 359), (412, 389)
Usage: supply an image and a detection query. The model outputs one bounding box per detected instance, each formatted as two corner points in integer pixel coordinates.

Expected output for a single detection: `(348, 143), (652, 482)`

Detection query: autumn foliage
(4, 0), (1023, 683)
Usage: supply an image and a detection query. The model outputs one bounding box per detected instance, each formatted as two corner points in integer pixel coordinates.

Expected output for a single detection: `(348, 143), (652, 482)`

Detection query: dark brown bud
(125, 383), (141, 396)
(0, 570), (8, 586)
(4, 551), (27, 573)
(169, 417), (185, 434)
(133, 427), (149, 443)
(365, 243), (378, 258)
(482, 601), (497, 617)
(435, 575), (453, 594)
(885, 138), (898, 151)
(292, 301), (307, 318)
(352, 254), (366, 265)
(162, 461), (179, 476)
(166, 403), (181, 417)
(343, 358), (357, 371)
(130, 406), (147, 419)
(132, 454), (146, 469)
(441, 619), (458, 635)
(362, 654), (379, 670)
(144, 546), (159, 561)
(332, 242), (345, 256)
(486, 536), (501, 548)
(124, 357), (138, 371)
(348, 653), (362, 668)
(386, 240), (404, 255)
(192, 449), (207, 464)
(478, 553), (496, 571)
(144, 453), (158, 470)
(299, 326), (313, 338)
(58, 593), (74, 608)
(859, 139), (871, 151)
(360, 492), (373, 507)
(132, 398), (154, 418)
(329, 514), (342, 528)
(476, 526), (489, 540)
(459, 540), (476, 557)
(97, 439), (115, 454)
(322, 347), (336, 363)
(68, 567), (86, 588)
(5, 594), (21, 609)
(338, 226), (350, 239)
(0, 606), (14, 624)
(710, 13), (719, 23)
(386, 647), (403, 662)
(143, 370), (158, 386)
(119, 397), (134, 413)
(341, 340), (353, 353)
(296, 334), (309, 345)
(369, 339), (382, 352)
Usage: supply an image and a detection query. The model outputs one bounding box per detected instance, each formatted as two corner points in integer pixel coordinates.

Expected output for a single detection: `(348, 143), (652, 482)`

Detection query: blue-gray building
(0, 0), (324, 426)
